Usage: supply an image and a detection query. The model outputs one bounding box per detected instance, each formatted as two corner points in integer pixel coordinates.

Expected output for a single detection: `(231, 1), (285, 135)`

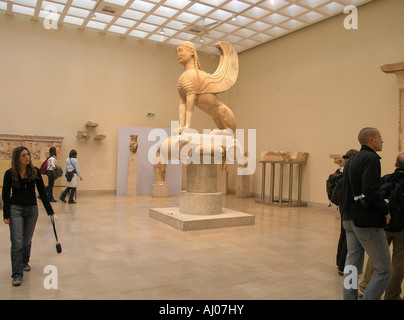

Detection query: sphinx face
(177, 45), (192, 65)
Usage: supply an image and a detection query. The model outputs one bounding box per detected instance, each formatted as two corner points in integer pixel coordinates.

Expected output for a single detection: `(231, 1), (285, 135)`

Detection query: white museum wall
(0, 13), (220, 192)
(231, 0), (404, 205)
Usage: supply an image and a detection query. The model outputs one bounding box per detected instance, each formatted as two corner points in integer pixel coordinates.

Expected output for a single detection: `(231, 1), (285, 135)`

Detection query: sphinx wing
(195, 41), (239, 94)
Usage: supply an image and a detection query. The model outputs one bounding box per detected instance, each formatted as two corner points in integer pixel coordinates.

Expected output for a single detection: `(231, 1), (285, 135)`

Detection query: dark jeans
(9, 205), (38, 279)
(60, 187), (76, 202)
(46, 170), (55, 200)
(337, 216), (347, 272)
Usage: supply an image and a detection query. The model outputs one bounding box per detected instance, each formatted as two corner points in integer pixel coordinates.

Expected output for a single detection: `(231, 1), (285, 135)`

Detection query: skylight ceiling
(0, 0), (372, 54)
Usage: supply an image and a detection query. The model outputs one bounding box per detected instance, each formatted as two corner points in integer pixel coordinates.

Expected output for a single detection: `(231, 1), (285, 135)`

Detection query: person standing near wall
(340, 127), (392, 300)
(46, 147), (57, 202)
(2, 146), (54, 286)
(327, 149), (358, 276)
(59, 149), (83, 204)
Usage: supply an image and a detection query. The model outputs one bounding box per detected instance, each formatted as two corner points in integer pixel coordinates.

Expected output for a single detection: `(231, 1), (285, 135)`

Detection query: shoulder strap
(348, 162), (357, 198)
(69, 158), (77, 171)
(47, 156), (53, 170)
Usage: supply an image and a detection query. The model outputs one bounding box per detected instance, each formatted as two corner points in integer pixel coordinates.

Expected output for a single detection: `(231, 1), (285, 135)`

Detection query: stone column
(381, 61), (404, 152)
(179, 155), (222, 215)
(217, 166), (228, 195)
(127, 153), (138, 196)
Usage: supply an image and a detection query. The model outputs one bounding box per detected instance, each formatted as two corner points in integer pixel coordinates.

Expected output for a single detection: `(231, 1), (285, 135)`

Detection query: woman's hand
(4, 218), (10, 224)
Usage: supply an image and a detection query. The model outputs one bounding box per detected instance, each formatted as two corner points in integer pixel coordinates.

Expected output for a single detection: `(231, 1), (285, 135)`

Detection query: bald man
(340, 127), (392, 300)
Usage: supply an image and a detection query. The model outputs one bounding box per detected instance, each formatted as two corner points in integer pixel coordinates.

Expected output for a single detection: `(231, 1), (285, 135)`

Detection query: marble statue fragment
(153, 149), (167, 183)
(129, 135), (138, 154)
(261, 151), (308, 163)
(86, 121), (99, 128)
(94, 134), (106, 140)
(76, 131), (89, 140)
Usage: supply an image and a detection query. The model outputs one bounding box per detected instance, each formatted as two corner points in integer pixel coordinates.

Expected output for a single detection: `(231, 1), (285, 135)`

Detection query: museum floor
(0, 193), (399, 300)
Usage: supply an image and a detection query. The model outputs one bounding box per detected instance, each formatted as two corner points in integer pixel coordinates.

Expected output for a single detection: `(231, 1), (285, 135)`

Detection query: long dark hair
(11, 146), (38, 188)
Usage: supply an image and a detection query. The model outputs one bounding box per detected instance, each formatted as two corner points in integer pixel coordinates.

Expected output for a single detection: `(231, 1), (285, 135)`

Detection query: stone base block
(149, 207), (255, 231)
(236, 174), (250, 198)
(179, 190), (222, 215)
(152, 183), (169, 198)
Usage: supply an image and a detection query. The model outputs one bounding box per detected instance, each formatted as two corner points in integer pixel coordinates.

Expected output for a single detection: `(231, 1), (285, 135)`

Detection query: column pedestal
(150, 141), (254, 231)
(127, 154), (137, 196)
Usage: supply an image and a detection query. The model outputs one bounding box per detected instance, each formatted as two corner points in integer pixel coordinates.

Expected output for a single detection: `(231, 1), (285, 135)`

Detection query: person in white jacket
(59, 149), (83, 204)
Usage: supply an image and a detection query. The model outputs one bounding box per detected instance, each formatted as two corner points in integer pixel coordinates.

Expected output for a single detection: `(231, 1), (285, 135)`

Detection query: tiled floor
(0, 193), (380, 300)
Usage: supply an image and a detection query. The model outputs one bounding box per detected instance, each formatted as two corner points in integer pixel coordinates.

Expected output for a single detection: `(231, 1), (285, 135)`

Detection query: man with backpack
(326, 149), (358, 276)
(359, 153), (404, 300)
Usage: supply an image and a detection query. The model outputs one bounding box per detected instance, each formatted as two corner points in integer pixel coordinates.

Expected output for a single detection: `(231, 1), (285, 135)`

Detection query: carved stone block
(0, 133), (63, 160)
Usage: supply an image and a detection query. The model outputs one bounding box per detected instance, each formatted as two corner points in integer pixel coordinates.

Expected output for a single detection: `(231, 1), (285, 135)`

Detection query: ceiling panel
(0, 0), (372, 54)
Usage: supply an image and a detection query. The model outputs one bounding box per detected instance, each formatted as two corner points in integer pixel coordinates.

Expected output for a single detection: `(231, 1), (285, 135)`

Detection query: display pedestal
(217, 167), (228, 194)
(127, 154), (137, 196)
(150, 146), (254, 231)
(149, 207), (254, 231)
(151, 182), (169, 198)
(236, 174), (250, 198)
(256, 159), (308, 207)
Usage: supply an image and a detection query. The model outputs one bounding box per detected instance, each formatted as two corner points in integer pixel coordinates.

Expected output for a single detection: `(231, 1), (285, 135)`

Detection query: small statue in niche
(176, 41), (239, 135)
(129, 135), (138, 154)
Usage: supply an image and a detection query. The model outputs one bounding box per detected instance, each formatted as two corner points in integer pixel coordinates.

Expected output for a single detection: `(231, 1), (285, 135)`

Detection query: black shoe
(59, 197), (66, 203)
(12, 276), (22, 286)
(68, 201), (76, 204)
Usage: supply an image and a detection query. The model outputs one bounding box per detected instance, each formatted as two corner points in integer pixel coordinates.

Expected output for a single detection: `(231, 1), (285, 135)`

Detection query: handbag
(65, 158), (77, 182)
(54, 165), (64, 179)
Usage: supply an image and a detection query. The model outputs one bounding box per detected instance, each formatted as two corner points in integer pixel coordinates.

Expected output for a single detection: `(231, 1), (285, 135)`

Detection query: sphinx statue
(176, 41), (238, 135)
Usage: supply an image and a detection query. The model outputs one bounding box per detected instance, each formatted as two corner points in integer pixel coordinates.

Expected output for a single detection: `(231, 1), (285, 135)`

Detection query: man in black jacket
(359, 153), (404, 299)
(340, 127), (391, 300)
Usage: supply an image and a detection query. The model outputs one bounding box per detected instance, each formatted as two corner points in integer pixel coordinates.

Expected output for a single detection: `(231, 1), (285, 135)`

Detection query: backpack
(39, 157), (50, 175)
(381, 176), (404, 232)
(326, 169), (343, 206)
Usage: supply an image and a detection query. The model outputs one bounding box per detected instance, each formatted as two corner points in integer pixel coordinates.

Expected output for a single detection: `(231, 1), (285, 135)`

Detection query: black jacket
(2, 167), (54, 220)
(340, 145), (388, 227)
(380, 168), (404, 232)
